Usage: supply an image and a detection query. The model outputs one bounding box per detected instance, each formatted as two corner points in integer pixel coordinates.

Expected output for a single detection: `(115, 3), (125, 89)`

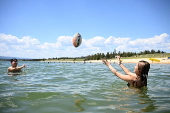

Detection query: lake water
(0, 61), (170, 113)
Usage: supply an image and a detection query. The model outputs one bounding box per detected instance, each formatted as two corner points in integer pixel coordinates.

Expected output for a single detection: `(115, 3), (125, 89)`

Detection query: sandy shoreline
(42, 58), (170, 64)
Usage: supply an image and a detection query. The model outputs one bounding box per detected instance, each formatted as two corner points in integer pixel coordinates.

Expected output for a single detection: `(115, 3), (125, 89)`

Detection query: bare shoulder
(7, 67), (12, 72)
(8, 67), (12, 70)
(128, 72), (138, 80)
(129, 72), (137, 77)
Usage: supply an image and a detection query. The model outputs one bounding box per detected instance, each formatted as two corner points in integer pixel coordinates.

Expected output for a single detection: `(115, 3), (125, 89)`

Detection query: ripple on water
(0, 61), (170, 112)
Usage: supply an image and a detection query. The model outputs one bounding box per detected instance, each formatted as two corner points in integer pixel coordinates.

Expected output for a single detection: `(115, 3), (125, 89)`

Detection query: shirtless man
(8, 59), (26, 73)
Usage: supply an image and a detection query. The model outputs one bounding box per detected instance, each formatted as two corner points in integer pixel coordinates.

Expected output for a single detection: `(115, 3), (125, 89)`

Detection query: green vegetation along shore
(41, 53), (170, 64)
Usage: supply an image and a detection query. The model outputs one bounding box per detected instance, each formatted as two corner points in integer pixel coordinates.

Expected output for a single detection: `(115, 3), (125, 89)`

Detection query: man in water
(8, 59), (26, 73)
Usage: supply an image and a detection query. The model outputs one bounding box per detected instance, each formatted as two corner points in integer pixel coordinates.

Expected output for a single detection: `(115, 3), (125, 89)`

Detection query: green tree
(106, 52), (110, 59)
(157, 50), (161, 53)
(113, 52), (116, 58)
(93, 54), (96, 60)
(118, 51), (121, 55)
(101, 53), (105, 58)
(151, 49), (155, 54)
(109, 52), (113, 59)
(96, 53), (101, 60)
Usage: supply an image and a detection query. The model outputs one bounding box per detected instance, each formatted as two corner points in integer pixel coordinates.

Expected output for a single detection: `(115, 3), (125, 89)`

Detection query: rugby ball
(72, 33), (82, 47)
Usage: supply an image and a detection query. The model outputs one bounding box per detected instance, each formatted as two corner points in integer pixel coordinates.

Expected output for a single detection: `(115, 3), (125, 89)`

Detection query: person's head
(10, 59), (18, 67)
(134, 60), (150, 87)
(134, 60), (150, 76)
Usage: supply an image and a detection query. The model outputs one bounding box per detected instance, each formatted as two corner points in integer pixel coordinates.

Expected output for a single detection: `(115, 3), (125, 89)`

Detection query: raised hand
(102, 58), (111, 66)
(115, 55), (121, 65)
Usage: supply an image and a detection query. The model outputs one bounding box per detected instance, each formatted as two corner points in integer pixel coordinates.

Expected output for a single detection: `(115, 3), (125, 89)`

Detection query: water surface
(0, 61), (170, 113)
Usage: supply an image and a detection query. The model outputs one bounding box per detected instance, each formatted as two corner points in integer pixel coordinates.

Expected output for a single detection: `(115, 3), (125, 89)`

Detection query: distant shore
(41, 58), (170, 64)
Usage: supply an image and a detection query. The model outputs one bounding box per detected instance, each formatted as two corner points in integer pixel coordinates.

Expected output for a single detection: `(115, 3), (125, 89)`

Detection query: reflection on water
(7, 72), (26, 77)
(8, 73), (21, 76)
(0, 61), (170, 112)
(127, 87), (157, 112)
(136, 88), (157, 112)
(104, 87), (158, 113)
(74, 94), (86, 112)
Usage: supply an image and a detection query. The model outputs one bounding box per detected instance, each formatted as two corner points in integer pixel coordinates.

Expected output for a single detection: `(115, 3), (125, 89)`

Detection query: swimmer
(102, 56), (150, 88)
(7, 59), (26, 73)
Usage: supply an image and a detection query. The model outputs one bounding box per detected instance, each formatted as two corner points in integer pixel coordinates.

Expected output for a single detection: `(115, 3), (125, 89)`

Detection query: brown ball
(72, 33), (82, 47)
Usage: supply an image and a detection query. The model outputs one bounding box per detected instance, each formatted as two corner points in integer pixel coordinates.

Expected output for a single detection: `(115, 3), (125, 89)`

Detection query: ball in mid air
(72, 33), (82, 47)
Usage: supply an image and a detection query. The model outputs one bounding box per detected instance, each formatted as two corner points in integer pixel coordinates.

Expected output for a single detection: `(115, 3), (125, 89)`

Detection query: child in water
(8, 59), (26, 73)
(102, 56), (150, 88)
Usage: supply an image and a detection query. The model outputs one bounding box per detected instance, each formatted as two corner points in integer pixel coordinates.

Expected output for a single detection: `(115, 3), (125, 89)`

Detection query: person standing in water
(102, 56), (150, 88)
(8, 59), (26, 73)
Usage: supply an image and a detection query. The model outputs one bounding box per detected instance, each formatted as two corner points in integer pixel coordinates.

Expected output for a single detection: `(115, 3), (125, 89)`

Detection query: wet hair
(137, 60), (150, 87)
(10, 58), (18, 63)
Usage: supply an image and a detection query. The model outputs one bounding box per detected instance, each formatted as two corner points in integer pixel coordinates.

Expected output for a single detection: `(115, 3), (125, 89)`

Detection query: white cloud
(85, 36), (106, 47)
(129, 33), (170, 47)
(19, 36), (40, 45)
(42, 42), (62, 50)
(0, 33), (169, 58)
(0, 34), (63, 58)
(122, 33), (170, 52)
(57, 36), (73, 46)
(0, 43), (9, 52)
(0, 34), (20, 45)
(105, 36), (131, 45)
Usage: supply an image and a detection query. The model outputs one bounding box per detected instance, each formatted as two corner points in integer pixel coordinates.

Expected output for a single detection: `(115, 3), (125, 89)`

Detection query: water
(0, 61), (170, 113)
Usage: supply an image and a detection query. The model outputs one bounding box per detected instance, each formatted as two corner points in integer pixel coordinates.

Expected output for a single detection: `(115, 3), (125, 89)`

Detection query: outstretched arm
(116, 56), (135, 76)
(102, 59), (134, 82)
(17, 64), (26, 70)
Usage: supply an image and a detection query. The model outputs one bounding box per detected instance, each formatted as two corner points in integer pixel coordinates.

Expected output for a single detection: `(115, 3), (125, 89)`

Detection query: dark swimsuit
(127, 83), (130, 87)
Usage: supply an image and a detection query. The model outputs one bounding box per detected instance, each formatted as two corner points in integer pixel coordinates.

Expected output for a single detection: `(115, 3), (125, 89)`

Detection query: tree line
(86, 49), (165, 60)
(45, 49), (165, 61)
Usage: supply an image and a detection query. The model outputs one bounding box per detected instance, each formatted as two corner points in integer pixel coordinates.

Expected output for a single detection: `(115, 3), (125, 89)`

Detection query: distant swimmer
(8, 59), (26, 73)
(102, 56), (150, 88)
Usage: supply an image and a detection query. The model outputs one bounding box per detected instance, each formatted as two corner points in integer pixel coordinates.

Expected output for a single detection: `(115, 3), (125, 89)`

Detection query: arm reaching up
(115, 56), (136, 77)
(102, 58), (134, 82)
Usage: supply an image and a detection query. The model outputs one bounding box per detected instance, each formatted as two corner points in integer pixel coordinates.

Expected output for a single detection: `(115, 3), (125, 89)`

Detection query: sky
(0, 0), (170, 58)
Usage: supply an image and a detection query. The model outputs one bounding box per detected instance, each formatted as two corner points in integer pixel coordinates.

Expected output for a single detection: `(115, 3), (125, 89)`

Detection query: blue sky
(0, 0), (170, 58)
